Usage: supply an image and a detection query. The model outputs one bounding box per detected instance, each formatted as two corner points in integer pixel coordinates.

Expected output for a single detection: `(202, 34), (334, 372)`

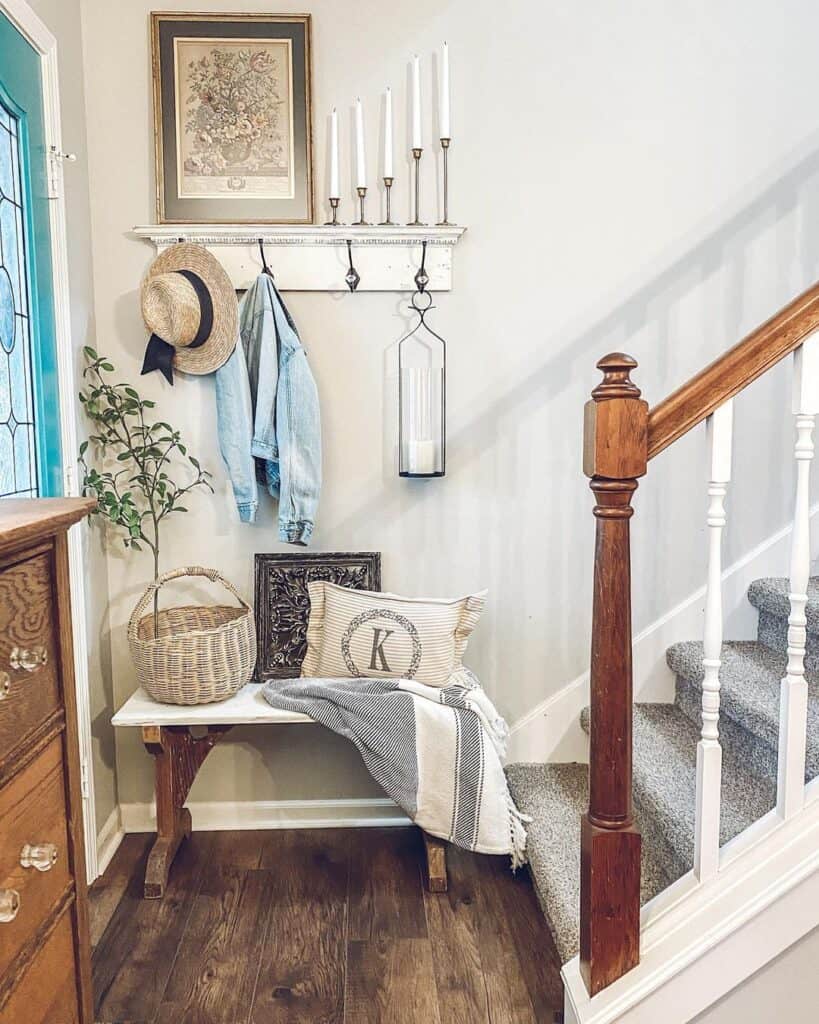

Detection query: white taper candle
(355, 97), (366, 189)
(439, 42), (450, 139)
(384, 87), (394, 178)
(329, 107), (340, 198)
(412, 55), (422, 149)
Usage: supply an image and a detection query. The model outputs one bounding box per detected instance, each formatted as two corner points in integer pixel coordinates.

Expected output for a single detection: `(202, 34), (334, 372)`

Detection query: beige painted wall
(23, 0), (118, 836)
(78, 0), (819, 812)
(693, 925), (819, 1022)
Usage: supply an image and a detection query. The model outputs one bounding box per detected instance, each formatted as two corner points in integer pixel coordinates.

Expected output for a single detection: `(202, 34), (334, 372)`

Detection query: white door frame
(1, 0), (98, 879)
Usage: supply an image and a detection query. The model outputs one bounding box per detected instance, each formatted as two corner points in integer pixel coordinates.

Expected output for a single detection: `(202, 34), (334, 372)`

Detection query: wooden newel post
(580, 353), (648, 996)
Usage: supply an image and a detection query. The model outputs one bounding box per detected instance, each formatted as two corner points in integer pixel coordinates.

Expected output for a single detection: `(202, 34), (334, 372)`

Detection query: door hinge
(80, 759), (90, 801)
(47, 145), (76, 199)
(64, 463), (76, 497)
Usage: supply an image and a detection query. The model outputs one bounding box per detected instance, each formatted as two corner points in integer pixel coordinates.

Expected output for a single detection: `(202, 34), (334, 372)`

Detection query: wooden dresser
(0, 499), (95, 1024)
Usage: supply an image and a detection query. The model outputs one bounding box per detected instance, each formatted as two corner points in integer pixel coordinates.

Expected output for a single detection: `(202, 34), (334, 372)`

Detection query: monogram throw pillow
(301, 581), (487, 687)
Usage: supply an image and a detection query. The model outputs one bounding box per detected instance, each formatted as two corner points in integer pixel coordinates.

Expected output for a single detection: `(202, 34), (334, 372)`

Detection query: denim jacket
(215, 273), (321, 544)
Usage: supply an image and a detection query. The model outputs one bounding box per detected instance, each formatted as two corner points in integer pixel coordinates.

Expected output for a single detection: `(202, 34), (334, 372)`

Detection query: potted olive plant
(78, 347), (213, 625)
(79, 349), (255, 705)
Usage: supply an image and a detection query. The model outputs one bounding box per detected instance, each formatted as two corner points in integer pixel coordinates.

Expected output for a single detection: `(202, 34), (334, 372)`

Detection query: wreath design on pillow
(340, 608), (422, 678)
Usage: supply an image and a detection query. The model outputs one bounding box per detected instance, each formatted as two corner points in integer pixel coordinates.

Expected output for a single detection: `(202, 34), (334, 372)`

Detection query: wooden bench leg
(141, 724), (231, 899)
(421, 830), (448, 893)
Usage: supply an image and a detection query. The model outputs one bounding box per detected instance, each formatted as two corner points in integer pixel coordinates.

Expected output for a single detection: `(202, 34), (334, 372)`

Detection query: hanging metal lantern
(398, 245), (446, 477)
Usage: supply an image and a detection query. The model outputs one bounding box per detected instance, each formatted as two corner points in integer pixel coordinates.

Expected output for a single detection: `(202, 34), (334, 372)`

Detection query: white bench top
(111, 683), (314, 728)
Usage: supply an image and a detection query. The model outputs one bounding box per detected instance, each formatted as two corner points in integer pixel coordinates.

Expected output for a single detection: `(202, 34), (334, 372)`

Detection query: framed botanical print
(151, 13), (313, 224)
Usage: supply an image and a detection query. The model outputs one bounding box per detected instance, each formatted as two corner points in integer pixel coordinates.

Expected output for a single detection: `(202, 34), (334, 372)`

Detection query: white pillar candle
(439, 42), (450, 139)
(329, 107), (340, 198)
(384, 87), (394, 178)
(412, 55), (422, 150)
(355, 97), (366, 189)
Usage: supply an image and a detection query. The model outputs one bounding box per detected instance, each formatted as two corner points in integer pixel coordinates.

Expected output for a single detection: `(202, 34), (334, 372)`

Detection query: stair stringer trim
(562, 776), (819, 1024)
(507, 501), (819, 765)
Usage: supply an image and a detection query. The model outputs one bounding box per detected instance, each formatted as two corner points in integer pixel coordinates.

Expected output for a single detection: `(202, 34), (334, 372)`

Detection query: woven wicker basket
(128, 566), (256, 705)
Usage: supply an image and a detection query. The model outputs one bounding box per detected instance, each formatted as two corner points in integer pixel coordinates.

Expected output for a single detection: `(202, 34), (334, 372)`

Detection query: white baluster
(777, 337), (819, 818)
(694, 400), (733, 881)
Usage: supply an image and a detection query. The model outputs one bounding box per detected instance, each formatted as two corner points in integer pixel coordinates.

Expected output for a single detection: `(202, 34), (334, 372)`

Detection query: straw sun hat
(140, 243), (238, 385)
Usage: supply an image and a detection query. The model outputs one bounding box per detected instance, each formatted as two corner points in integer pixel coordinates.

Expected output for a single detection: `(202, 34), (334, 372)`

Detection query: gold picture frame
(151, 12), (314, 224)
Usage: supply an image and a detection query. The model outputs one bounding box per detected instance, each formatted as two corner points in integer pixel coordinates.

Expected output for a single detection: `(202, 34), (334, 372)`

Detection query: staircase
(502, 281), (819, 1020)
(507, 574), (818, 965)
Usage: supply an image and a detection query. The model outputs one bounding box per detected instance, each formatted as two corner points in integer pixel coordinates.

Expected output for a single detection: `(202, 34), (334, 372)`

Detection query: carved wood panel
(253, 552), (381, 681)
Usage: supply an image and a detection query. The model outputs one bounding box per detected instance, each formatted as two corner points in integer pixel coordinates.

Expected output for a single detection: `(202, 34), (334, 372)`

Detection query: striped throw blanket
(262, 669), (529, 868)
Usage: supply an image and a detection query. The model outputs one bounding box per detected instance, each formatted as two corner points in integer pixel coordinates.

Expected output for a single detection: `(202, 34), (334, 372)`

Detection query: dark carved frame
(253, 551), (382, 681)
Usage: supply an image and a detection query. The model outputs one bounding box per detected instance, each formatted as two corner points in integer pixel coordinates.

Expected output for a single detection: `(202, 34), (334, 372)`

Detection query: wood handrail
(647, 280), (819, 460)
(579, 284), (819, 997)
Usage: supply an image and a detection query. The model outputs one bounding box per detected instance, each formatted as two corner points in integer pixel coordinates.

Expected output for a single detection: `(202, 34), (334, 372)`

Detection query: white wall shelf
(132, 224), (466, 292)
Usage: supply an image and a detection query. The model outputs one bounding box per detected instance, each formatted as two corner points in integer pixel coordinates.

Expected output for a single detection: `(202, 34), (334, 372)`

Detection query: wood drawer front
(1, 911), (79, 1024)
(0, 737), (71, 979)
(0, 550), (60, 762)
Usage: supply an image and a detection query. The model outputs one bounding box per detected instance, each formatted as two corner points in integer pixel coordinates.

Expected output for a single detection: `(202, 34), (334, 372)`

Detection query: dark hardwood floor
(90, 827), (563, 1024)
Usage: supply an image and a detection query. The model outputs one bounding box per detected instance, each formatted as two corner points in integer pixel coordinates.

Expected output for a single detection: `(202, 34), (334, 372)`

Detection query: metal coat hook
(49, 145), (77, 163)
(258, 238), (274, 278)
(345, 239), (360, 292)
(414, 240), (430, 293)
(400, 243), (446, 366)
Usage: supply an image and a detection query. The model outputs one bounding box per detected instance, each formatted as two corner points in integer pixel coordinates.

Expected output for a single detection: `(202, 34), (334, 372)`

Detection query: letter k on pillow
(301, 582), (487, 688)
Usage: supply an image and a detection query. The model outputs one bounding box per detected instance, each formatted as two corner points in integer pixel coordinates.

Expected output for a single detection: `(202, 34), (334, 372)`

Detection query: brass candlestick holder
(410, 148), (426, 225)
(379, 176), (395, 225)
(436, 138), (452, 226)
(324, 197), (341, 226)
(353, 186), (370, 226)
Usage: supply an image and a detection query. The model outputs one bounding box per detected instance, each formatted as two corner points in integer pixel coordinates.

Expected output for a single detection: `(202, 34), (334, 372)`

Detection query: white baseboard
(95, 804), (124, 880)
(507, 673), (589, 765)
(119, 796), (411, 833)
(507, 504), (819, 765)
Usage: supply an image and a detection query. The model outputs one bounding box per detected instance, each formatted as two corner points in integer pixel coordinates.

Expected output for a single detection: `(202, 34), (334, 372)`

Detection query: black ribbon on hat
(141, 269), (214, 385)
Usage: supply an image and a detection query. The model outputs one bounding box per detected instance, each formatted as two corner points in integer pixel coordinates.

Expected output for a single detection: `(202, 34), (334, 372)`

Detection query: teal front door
(0, 10), (61, 498)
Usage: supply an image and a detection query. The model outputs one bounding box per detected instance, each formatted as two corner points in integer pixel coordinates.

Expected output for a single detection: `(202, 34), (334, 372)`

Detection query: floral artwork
(174, 38), (294, 200)
(152, 14), (312, 223)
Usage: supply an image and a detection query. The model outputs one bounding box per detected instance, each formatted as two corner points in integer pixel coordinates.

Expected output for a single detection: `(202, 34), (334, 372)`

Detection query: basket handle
(127, 566), (251, 642)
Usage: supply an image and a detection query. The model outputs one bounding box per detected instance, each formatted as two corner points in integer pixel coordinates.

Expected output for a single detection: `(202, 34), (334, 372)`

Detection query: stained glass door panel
(0, 12), (61, 499)
(0, 97), (37, 496)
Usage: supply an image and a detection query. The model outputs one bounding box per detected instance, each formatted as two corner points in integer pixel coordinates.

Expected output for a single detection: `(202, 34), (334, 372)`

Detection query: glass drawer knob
(0, 889), (20, 923)
(0, 671), (9, 700)
(20, 843), (58, 872)
(10, 646), (48, 672)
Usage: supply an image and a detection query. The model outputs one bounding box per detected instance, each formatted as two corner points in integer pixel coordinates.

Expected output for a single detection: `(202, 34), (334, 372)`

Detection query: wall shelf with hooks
(132, 224), (466, 292)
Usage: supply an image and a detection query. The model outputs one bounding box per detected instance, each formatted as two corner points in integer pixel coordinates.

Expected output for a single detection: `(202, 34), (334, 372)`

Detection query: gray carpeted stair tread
(581, 703), (777, 879)
(748, 577), (819, 665)
(505, 763), (586, 964)
(668, 639), (819, 781)
(503, 576), (812, 962)
(505, 762), (671, 964)
(747, 577), (819, 629)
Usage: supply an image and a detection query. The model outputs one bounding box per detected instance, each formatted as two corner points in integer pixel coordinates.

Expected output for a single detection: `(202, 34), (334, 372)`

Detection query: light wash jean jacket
(215, 273), (321, 544)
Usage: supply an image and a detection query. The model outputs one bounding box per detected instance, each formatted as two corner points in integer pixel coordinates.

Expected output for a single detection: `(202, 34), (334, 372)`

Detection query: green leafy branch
(78, 347), (213, 589)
